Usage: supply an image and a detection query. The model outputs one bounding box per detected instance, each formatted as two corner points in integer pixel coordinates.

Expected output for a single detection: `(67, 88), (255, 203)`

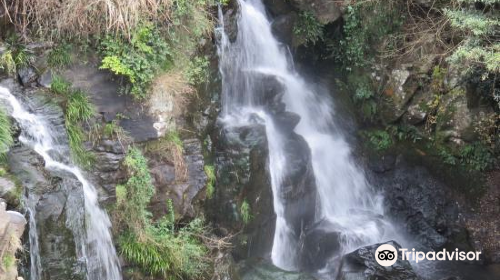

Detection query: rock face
(367, 156), (467, 251)
(3, 81), (86, 280)
(338, 241), (420, 280)
(0, 199), (26, 280)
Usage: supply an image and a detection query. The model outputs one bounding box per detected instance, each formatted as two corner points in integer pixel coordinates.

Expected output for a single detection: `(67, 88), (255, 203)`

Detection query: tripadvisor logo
(375, 243), (482, 267)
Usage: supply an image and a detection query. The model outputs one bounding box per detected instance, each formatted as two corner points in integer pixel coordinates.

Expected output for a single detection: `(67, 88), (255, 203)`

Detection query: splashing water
(217, 0), (397, 271)
(0, 86), (122, 280)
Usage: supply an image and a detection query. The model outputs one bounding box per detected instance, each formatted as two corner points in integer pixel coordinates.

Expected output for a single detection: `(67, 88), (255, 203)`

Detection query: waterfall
(217, 0), (394, 271)
(0, 86), (122, 280)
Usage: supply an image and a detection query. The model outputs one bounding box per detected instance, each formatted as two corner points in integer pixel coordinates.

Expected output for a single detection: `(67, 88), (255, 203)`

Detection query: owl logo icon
(375, 244), (398, 266)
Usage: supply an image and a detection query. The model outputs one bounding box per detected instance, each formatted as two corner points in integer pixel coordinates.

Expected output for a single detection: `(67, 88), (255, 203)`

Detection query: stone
(338, 241), (421, 280)
(17, 66), (38, 87)
(37, 69), (53, 88)
(290, 0), (343, 24)
(299, 219), (342, 271)
(0, 176), (16, 197)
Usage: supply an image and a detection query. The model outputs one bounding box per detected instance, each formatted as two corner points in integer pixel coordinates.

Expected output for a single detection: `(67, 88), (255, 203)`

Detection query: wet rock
(224, 8), (239, 43)
(367, 157), (466, 251)
(299, 219), (341, 271)
(405, 103), (428, 125)
(62, 61), (158, 142)
(273, 111), (301, 135)
(271, 13), (298, 46)
(37, 69), (53, 88)
(381, 68), (416, 122)
(239, 260), (316, 280)
(17, 67), (38, 87)
(290, 0), (343, 24)
(337, 241), (420, 280)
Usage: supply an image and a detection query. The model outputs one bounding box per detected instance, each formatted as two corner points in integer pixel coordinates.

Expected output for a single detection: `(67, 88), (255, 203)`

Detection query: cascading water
(217, 0), (395, 271)
(0, 86), (121, 280)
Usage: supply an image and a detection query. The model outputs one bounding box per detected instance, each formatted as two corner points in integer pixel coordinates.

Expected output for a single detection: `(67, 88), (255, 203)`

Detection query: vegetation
(363, 130), (393, 151)
(48, 43), (72, 68)
(0, 40), (33, 75)
(0, 107), (13, 157)
(204, 165), (215, 199)
(100, 24), (172, 98)
(240, 200), (252, 224)
(145, 130), (187, 181)
(51, 76), (95, 167)
(114, 147), (210, 279)
(293, 11), (324, 45)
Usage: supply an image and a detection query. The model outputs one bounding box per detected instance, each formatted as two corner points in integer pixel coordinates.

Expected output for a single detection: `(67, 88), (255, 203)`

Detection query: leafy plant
(444, 1), (499, 75)
(185, 56), (209, 85)
(100, 24), (172, 98)
(204, 165), (215, 199)
(240, 200), (252, 224)
(114, 147), (210, 278)
(458, 142), (495, 171)
(293, 11), (324, 45)
(364, 130), (393, 151)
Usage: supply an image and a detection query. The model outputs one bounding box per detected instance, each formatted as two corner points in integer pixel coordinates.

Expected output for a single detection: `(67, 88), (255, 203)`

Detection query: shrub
(114, 147), (210, 279)
(458, 142), (495, 171)
(204, 165), (215, 199)
(364, 130), (393, 151)
(240, 200), (252, 224)
(185, 56), (210, 85)
(293, 11), (324, 45)
(444, 1), (499, 75)
(100, 24), (172, 98)
(50, 77), (95, 167)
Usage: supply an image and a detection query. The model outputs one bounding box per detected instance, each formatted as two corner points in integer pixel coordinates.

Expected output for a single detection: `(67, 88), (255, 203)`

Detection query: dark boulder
(337, 240), (421, 280)
(17, 66), (38, 87)
(299, 219), (342, 271)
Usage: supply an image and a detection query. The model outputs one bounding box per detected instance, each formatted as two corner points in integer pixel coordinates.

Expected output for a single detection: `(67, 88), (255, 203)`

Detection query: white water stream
(217, 0), (394, 271)
(0, 86), (121, 280)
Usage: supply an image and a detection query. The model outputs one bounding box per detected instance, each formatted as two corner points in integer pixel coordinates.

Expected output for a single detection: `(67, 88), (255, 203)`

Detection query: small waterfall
(0, 86), (122, 280)
(217, 0), (395, 271)
(26, 200), (41, 280)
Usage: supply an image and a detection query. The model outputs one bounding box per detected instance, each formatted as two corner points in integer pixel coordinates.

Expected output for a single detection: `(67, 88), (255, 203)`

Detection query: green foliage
(0, 107), (13, 156)
(185, 56), (209, 85)
(387, 125), (422, 143)
(364, 130), (393, 151)
(100, 24), (172, 98)
(458, 142), (495, 171)
(0, 50), (16, 75)
(437, 142), (495, 171)
(240, 200), (252, 224)
(119, 218), (209, 279)
(353, 81), (377, 119)
(48, 43), (72, 68)
(117, 147), (156, 229)
(204, 165), (215, 199)
(50, 75), (72, 95)
(2, 254), (15, 269)
(293, 11), (324, 45)
(50, 76), (95, 166)
(0, 43), (33, 75)
(115, 147), (210, 278)
(444, 1), (499, 75)
(165, 130), (183, 151)
(333, 1), (403, 71)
